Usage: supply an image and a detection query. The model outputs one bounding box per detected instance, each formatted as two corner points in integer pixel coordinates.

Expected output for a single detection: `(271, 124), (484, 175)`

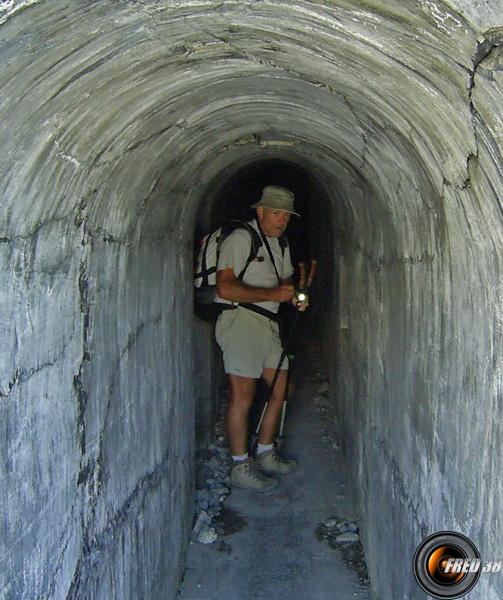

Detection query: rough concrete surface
(1, 1), (503, 599)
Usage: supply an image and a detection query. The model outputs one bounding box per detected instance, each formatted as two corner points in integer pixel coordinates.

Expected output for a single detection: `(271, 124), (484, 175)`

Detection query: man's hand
(218, 269), (295, 305)
(274, 284), (295, 303)
(292, 296), (309, 312)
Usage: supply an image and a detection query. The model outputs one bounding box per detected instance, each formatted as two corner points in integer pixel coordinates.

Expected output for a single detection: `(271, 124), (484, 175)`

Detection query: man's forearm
(217, 278), (276, 304)
(217, 267), (295, 304)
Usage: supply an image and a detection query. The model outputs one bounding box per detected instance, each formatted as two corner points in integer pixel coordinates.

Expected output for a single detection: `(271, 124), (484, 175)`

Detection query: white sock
(232, 453), (249, 463)
(257, 443), (274, 455)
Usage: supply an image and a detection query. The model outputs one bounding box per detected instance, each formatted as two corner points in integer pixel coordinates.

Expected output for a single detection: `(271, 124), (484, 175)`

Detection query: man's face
(257, 206), (291, 237)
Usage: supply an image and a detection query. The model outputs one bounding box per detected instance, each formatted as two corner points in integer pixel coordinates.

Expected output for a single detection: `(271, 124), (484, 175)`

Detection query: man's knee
(261, 368), (288, 402)
(228, 374), (256, 409)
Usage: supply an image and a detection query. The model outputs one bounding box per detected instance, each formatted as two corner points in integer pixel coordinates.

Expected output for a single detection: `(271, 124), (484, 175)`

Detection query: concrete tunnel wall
(1, 1), (503, 599)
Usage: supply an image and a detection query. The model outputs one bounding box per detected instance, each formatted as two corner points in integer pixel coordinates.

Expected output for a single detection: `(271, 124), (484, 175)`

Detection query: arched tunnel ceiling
(1, 3), (503, 599)
(0, 0), (501, 31)
(0, 0), (501, 250)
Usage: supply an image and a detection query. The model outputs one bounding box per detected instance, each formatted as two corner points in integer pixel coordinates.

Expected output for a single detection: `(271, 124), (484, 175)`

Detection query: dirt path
(178, 316), (373, 600)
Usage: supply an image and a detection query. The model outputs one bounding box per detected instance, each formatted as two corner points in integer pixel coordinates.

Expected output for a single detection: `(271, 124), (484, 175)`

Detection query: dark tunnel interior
(195, 158), (331, 263)
(192, 157), (338, 448)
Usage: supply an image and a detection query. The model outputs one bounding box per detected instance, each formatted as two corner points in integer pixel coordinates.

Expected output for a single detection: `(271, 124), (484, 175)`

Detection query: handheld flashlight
(295, 290), (308, 304)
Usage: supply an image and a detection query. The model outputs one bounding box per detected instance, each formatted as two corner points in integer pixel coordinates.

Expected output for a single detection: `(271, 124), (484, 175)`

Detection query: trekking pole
(254, 309), (299, 436)
(253, 259), (317, 449)
(276, 357), (293, 447)
(294, 259), (317, 305)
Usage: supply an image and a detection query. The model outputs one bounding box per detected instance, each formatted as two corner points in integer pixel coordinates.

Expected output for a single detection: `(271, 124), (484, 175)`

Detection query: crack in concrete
(74, 195), (136, 248)
(377, 434), (425, 531)
(74, 260), (90, 456)
(465, 35), (503, 190)
(94, 313), (164, 460)
(84, 224), (131, 246)
(44, 499), (81, 600)
(47, 45), (119, 106)
(217, 132), (301, 153)
(91, 122), (176, 168)
(70, 253), (169, 598)
(0, 361), (56, 399)
(68, 449), (172, 600)
(1, 215), (73, 245)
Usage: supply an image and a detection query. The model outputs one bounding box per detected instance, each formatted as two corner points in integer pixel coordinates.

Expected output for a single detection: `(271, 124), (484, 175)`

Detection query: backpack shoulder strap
(278, 234), (288, 255)
(228, 221), (262, 281)
(255, 219), (289, 282)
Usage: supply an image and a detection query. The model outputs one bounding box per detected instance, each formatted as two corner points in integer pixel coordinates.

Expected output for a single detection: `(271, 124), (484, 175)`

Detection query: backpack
(194, 220), (263, 320)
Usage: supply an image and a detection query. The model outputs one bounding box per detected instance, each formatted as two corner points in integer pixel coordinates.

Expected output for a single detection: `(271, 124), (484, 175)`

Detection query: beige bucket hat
(251, 185), (300, 216)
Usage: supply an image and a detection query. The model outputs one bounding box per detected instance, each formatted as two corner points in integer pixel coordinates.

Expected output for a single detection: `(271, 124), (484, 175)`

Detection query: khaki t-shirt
(216, 220), (294, 314)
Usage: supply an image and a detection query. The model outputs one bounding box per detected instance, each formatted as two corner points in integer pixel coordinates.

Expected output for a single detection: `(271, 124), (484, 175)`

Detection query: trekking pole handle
(298, 259), (317, 291)
(298, 261), (307, 290)
(306, 259), (317, 288)
(295, 259), (317, 305)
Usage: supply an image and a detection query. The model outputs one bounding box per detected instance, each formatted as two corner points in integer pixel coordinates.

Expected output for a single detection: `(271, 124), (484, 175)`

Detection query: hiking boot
(231, 459), (278, 492)
(256, 449), (297, 475)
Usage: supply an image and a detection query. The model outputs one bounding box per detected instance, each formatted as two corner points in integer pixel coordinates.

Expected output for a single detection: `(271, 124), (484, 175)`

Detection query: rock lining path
(178, 317), (374, 600)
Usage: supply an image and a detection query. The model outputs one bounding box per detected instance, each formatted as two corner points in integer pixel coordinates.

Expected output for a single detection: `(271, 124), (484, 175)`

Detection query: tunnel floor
(178, 316), (372, 600)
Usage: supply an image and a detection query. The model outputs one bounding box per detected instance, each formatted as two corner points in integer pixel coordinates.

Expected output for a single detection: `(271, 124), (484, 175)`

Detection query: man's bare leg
(225, 373), (256, 456)
(256, 366), (297, 474)
(258, 367), (289, 445)
(226, 373), (278, 491)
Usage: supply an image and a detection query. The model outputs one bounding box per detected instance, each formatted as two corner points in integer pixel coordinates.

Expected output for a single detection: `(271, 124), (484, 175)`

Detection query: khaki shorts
(215, 307), (289, 378)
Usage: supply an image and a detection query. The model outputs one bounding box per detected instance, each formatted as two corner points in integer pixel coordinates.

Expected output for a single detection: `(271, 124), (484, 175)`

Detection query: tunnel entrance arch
(1, 0), (502, 598)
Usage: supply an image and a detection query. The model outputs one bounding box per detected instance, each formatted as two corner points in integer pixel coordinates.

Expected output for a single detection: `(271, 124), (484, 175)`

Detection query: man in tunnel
(216, 185), (306, 492)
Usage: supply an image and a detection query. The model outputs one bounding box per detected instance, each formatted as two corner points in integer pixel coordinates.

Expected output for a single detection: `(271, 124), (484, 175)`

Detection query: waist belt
(221, 303), (279, 322)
